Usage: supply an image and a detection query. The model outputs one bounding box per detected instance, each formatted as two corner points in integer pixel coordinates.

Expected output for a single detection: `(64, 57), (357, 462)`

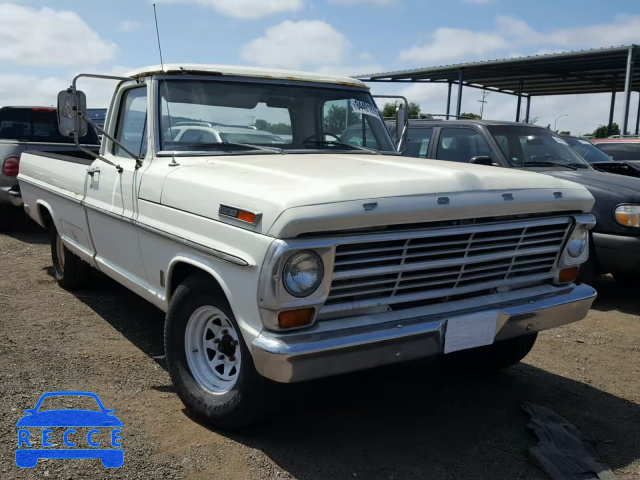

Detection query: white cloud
(315, 64), (383, 77)
(399, 14), (640, 65)
(242, 21), (350, 69)
(0, 4), (116, 66)
(0, 66), (132, 110)
(119, 20), (140, 33)
(328, 0), (397, 5)
(155, 0), (302, 19)
(400, 28), (507, 64)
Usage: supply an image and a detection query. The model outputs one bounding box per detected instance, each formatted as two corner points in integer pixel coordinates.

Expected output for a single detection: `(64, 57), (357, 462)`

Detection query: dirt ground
(1, 220), (639, 480)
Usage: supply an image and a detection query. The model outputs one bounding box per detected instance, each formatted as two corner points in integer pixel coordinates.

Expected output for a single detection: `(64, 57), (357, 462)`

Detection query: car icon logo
(15, 391), (123, 468)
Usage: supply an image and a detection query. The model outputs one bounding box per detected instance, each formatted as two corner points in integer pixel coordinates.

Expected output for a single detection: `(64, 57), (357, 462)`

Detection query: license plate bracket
(444, 310), (499, 354)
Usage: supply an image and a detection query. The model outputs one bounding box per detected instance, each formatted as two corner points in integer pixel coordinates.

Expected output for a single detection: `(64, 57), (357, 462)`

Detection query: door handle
(87, 167), (101, 177)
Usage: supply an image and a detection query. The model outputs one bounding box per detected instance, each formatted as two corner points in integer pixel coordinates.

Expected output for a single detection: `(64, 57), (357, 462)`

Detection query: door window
(114, 87), (147, 157)
(405, 128), (433, 158)
(436, 128), (491, 163)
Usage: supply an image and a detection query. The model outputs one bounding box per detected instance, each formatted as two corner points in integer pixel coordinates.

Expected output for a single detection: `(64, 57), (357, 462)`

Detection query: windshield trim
(153, 76), (395, 156)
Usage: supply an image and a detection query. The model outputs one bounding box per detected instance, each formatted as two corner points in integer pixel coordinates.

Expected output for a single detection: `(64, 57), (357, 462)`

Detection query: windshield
(563, 136), (614, 163)
(488, 125), (591, 170)
(158, 79), (395, 154)
(594, 142), (640, 161)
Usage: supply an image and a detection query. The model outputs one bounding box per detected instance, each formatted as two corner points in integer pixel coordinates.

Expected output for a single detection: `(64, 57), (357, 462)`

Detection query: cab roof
(125, 64), (367, 89)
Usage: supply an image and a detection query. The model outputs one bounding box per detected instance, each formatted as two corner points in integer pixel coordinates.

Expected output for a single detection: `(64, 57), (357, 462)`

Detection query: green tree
(323, 105), (361, 133)
(592, 123), (620, 138)
(460, 112), (481, 120)
(254, 119), (292, 135)
(380, 101), (421, 119)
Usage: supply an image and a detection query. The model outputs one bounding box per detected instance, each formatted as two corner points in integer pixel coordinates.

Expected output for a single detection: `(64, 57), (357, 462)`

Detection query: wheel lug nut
(221, 329), (228, 335)
(229, 356), (236, 362)
(218, 354), (225, 360)
(213, 338), (220, 344)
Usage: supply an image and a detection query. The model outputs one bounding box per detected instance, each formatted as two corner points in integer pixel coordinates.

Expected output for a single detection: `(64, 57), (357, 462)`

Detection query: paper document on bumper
(444, 311), (498, 354)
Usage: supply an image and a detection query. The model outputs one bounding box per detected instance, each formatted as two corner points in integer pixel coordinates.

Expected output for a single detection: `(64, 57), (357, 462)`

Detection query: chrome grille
(323, 216), (572, 315)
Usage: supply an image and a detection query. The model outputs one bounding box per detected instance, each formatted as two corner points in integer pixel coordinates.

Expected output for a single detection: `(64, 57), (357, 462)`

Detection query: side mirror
(470, 155), (493, 166)
(57, 89), (88, 138)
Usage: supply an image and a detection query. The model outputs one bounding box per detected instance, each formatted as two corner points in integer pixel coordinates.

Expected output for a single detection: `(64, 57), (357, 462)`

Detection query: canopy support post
(608, 76), (617, 137)
(515, 81), (523, 122)
(635, 93), (640, 135)
(524, 96), (531, 123)
(622, 46), (635, 135)
(456, 70), (463, 117)
(446, 81), (452, 120)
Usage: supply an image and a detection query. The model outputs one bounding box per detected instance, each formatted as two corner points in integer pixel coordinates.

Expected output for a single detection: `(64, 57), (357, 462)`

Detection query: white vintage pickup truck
(19, 64), (597, 429)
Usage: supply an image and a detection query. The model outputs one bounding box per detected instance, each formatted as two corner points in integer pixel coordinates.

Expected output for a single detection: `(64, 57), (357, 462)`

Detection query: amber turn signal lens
(278, 308), (315, 329)
(559, 267), (579, 283)
(237, 210), (257, 224)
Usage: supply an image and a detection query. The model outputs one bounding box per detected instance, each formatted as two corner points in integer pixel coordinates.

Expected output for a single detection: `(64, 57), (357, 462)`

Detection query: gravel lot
(1, 219), (639, 480)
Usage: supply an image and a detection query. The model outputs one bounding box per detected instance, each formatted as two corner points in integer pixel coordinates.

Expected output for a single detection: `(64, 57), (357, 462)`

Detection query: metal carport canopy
(355, 45), (640, 134)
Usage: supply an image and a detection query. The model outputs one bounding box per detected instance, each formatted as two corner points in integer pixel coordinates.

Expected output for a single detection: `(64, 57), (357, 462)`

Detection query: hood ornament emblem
(363, 202), (378, 211)
(502, 193), (514, 201)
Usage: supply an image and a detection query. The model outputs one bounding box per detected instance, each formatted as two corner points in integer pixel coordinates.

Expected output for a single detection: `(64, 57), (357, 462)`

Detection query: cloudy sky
(1, 0), (639, 135)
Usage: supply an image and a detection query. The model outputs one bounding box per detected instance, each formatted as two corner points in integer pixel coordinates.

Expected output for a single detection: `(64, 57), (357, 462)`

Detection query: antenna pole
(153, 4), (164, 71)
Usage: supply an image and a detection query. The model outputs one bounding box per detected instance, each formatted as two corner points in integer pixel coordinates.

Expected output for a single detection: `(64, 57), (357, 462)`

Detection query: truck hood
(158, 153), (594, 238)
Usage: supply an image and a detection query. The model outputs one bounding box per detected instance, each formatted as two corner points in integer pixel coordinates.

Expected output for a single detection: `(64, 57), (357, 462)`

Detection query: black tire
(50, 226), (91, 289)
(0, 204), (16, 232)
(447, 333), (538, 372)
(165, 274), (276, 430)
(577, 236), (599, 285)
(612, 272), (640, 284)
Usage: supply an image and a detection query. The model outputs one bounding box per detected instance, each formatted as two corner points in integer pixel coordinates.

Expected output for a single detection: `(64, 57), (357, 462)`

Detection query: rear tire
(0, 204), (16, 232)
(165, 274), (276, 430)
(50, 226), (91, 289)
(447, 333), (538, 372)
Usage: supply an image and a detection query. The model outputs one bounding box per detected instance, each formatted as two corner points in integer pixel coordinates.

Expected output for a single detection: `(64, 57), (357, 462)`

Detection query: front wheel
(50, 227), (91, 289)
(165, 275), (276, 430)
(447, 333), (538, 372)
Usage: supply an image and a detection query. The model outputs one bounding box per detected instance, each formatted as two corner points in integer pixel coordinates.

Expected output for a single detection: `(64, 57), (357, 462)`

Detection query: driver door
(83, 84), (149, 294)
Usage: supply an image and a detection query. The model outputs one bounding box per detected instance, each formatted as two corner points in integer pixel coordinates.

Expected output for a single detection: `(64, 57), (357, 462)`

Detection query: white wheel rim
(185, 306), (241, 394)
(56, 234), (65, 271)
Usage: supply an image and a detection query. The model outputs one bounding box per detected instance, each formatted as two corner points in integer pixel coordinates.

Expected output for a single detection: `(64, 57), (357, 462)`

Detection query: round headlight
(283, 251), (324, 297)
(615, 205), (640, 228)
(567, 224), (588, 258)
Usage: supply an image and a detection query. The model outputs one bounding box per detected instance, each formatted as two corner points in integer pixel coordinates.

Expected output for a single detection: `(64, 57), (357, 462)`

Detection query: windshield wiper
(303, 139), (381, 155)
(522, 161), (578, 170)
(181, 141), (286, 155)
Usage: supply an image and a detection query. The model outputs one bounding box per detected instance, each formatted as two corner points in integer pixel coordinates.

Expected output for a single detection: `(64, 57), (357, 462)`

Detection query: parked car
(390, 119), (640, 283)
(563, 135), (614, 163)
(0, 106), (100, 231)
(19, 64), (596, 429)
(591, 137), (640, 161)
(165, 124), (285, 145)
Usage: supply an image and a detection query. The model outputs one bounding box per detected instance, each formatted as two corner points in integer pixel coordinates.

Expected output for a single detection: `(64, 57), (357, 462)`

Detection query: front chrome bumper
(251, 283), (596, 383)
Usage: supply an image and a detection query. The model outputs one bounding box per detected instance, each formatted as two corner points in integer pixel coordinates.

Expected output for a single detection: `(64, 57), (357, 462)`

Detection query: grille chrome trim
(322, 216), (572, 316)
